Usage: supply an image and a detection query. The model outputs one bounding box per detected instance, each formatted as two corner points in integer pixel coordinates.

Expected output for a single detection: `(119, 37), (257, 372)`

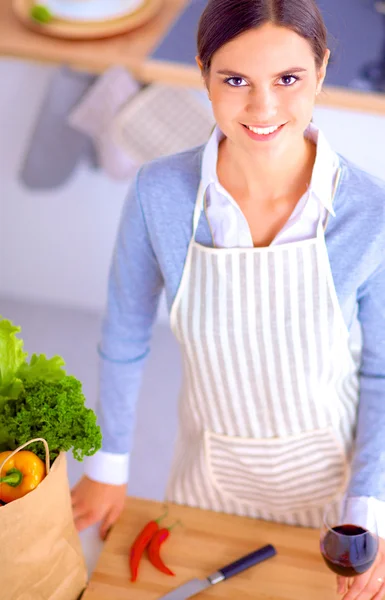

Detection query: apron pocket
(204, 427), (348, 514)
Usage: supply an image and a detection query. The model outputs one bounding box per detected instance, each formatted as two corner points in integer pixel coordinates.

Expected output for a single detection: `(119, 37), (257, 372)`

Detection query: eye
(224, 76), (248, 87)
(278, 74), (299, 86)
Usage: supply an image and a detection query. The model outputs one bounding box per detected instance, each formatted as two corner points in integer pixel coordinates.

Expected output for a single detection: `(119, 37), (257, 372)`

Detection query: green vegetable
(0, 316), (102, 461)
(30, 5), (53, 24)
(17, 354), (66, 383)
(0, 319), (28, 403)
(0, 319), (66, 407)
(0, 378), (102, 462)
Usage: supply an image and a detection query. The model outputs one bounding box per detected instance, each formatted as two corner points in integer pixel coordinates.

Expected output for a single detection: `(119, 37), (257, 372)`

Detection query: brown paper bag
(0, 438), (87, 600)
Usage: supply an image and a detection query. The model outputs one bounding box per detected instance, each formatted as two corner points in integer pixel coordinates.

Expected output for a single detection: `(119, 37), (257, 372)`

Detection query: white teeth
(247, 125), (280, 135)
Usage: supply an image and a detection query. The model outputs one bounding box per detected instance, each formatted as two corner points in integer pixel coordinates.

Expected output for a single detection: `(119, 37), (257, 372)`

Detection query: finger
(99, 507), (120, 541)
(372, 582), (385, 600)
(341, 573), (371, 600)
(345, 579), (354, 594)
(71, 499), (86, 521)
(70, 492), (80, 509)
(75, 514), (98, 533)
(342, 570), (384, 600)
(356, 569), (385, 600)
(70, 485), (81, 507)
(337, 576), (347, 594)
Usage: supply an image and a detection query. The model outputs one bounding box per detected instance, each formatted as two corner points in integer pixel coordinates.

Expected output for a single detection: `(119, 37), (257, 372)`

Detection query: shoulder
(329, 156), (385, 285)
(127, 146), (205, 257)
(129, 145), (205, 236)
(136, 145), (204, 197)
(338, 155), (385, 218)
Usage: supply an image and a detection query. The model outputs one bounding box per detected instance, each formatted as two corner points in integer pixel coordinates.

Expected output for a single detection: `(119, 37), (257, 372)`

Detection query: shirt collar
(305, 122), (338, 216)
(201, 125), (224, 192)
(201, 122), (339, 216)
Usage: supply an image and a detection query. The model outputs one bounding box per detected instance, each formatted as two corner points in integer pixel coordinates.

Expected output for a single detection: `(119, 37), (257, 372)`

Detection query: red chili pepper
(147, 521), (181, 577)
(129, 509), (168, 582)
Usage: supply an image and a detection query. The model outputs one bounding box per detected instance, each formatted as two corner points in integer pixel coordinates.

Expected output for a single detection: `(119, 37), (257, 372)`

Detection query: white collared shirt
(201, 123), (338, 248)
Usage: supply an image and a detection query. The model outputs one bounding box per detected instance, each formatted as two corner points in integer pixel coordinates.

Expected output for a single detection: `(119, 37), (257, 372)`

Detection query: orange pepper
(0, 450), (46, 503)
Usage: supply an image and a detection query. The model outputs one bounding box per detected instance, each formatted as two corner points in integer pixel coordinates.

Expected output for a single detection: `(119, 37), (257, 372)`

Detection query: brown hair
(197, 0), (328, 73)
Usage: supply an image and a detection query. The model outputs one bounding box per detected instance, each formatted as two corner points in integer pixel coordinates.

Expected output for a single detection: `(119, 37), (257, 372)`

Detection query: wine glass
(320, 499), (379, 578)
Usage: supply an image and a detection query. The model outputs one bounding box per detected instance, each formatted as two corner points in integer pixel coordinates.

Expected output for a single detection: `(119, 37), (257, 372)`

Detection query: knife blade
(157, 543), (277, 599)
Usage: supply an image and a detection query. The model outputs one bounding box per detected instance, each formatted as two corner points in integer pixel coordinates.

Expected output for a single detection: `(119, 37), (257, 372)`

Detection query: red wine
(321, 524), (378, 577)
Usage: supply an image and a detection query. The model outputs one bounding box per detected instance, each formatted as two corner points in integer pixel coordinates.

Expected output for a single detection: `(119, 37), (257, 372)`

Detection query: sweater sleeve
(347, 261), (385, 500)
(84, 168), (164, 482)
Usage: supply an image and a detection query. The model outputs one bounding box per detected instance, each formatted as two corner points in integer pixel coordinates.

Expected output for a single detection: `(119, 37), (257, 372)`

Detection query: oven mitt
(111, 83), (215, 164)
(68, 66), (141, 180)
(19, 66), (97, 190)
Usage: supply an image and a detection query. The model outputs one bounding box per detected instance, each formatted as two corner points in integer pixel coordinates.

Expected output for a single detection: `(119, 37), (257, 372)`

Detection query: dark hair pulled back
(197, 0), (327, 73)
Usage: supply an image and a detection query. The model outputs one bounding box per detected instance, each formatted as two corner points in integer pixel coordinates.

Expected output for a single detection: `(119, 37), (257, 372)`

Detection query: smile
(245, 124), (281, 135)
(242, 122), (286, 141)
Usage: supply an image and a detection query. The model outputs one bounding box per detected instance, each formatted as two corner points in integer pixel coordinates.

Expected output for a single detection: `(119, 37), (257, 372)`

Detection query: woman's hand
(338, 537), (385, 599)
(71, 475), (127, 540)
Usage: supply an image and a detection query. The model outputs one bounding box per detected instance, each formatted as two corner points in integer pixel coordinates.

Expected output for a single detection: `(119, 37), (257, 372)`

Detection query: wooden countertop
(1, 0), (385, 115)
(82, 496), (338, 600)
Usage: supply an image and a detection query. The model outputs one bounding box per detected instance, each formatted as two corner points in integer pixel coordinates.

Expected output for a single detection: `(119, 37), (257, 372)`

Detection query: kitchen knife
(157, 543), (277, 599)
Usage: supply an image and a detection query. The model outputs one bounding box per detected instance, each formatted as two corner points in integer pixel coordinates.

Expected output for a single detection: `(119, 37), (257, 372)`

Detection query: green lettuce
(0, 316), (66, 406)
(0, 318), (28, 402)
(17, 353), (66, 382)
(0, 378), (102, 462)
(0, 316), (102, 460)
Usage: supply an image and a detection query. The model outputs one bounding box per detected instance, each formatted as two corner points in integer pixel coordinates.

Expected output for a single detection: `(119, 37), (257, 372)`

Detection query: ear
(316, 49), (330, 95)
(196, 55), (211, 98)
(195, 55), (204, 72)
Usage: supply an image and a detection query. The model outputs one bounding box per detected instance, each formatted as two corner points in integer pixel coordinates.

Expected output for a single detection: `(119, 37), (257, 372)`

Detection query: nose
(245, 86), (278, 123)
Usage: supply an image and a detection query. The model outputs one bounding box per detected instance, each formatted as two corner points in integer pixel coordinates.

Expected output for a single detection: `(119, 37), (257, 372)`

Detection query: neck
(218, 132), (316, 204)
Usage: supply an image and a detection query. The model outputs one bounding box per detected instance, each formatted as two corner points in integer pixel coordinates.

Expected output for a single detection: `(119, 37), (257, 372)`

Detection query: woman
(72, 0), (385, 597)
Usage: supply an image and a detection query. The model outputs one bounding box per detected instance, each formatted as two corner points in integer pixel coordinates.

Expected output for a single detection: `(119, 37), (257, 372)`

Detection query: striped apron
(167, 173), (359, 528)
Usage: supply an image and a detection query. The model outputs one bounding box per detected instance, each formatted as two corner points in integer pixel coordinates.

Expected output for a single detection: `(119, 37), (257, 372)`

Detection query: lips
(244, 124), (280, 135)
(242, 123), (286, 142)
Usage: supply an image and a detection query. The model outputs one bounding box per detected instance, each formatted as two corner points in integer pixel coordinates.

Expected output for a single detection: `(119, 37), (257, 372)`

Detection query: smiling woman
(72, 2), (385, 600)
(196, 0), (330, 247)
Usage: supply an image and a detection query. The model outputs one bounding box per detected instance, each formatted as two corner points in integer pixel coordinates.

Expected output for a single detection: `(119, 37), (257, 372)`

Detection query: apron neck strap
(192, 180), (205, 236)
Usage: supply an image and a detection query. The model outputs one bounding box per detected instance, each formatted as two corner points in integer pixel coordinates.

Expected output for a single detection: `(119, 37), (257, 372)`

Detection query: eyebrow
(216, 67), (308, 78)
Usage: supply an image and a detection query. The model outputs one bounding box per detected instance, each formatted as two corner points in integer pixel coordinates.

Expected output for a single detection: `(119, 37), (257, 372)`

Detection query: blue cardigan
(96, 145), (385, 501)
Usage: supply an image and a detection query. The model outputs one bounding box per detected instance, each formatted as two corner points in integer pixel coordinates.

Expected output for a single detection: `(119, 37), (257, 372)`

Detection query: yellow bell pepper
(0, 450), (46, 503)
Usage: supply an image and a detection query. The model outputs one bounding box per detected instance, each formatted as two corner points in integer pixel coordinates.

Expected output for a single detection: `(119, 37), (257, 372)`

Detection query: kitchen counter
(1, 0), (385, 115)
(82, 496), (338, 600)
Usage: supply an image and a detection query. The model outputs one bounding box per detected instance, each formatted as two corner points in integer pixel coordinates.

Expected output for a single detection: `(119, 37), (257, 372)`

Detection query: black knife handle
(219, 544), (277, 580)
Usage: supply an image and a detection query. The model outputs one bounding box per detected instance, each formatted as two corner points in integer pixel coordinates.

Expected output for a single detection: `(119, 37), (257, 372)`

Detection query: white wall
(1, 59), (385, 324)
(0, 60), (128, 314)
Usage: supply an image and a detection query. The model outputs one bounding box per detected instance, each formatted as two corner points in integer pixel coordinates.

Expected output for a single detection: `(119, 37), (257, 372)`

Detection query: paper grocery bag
(0, 439), (87, 600)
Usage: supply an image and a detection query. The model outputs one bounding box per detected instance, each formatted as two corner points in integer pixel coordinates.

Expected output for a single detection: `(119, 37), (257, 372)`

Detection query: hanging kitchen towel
(68, 66), (141, 180)
(111, 83), (215, 164)
(19, 66), (97, 190)
(0, 439), (87, 600)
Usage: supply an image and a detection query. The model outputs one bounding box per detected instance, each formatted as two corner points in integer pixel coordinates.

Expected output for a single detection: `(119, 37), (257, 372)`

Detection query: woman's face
(201, 23), (329, 156)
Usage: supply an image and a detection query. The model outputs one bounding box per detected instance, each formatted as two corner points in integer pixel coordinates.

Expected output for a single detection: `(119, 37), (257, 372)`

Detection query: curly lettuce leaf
(17, 353), (66, 382)
(0, 317), (67, 402)
(0, 317), (102, 459)
(0, 378), (102, 461)
(0, 317), (28, 401)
